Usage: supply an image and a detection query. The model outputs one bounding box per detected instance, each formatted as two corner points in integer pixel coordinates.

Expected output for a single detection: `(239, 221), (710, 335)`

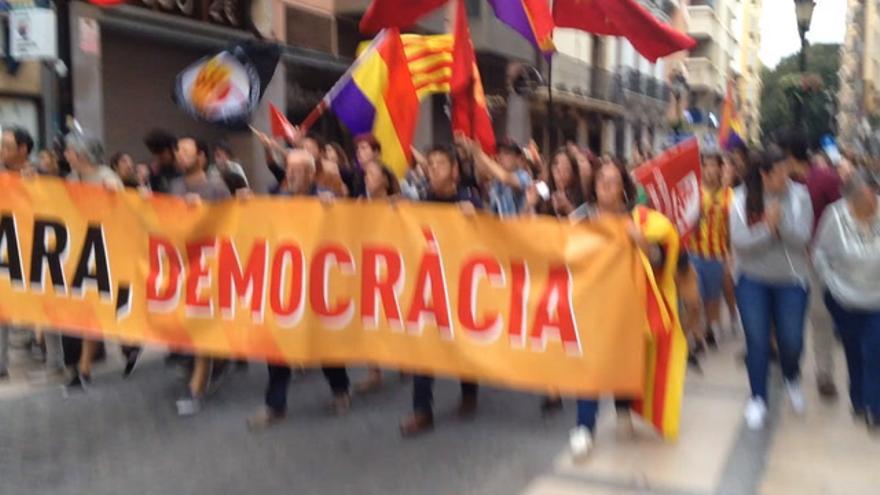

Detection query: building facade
(685, 0), (740, 142)
(827, 0), (880, 156)
(737, 0), (762, 144)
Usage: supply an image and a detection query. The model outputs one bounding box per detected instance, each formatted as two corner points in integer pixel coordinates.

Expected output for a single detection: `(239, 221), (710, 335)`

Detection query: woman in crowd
(530, 147), (585, 217)
(730, 146), (813, 430)
(326, 141), (365, 197)
(812, 168), (880, 434)
(353, 159), (402, 393)
(568, 157), (680, 459)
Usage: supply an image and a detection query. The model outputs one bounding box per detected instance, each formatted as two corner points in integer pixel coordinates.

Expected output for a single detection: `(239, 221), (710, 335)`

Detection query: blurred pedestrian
(568, 158), (663, 460)
(247, 149), (352, 430)
(399, 145), (482, 437)
(63, 134), (124, 392)
(731, 146), (813, 430)
(813, 169), (880, 434)
(686, 152), (734, 351)
(168, 136), (231, 416)
(144, 129), (179, 193)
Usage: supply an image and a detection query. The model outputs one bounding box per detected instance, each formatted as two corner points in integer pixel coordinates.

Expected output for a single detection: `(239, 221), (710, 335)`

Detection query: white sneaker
(786, 380), (806, 416)
(616, 412), (635, 439)
(569, 426), (594, 461)
(744, 397), (768, 430)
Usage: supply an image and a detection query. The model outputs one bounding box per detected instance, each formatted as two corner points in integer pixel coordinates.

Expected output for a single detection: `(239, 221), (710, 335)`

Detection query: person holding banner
(248, 149), (353, 430)
(568, 159), (659, 459)
(353, 159), (401, 394)
(400, 145), (482, 437)
(0, 127), (38, 381)
(167, 136), (232, 416)
(730, 147), (813, 430)
(62, 134), (125, 392)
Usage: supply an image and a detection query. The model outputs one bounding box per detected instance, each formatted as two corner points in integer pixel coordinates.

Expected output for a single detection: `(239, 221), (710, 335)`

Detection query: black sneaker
(122, 348), (141, 378)
(687, 353), (703, 373)
(205, 360), (231, 396)
(63, 373), (90, 396)
(540, 397), (564, 416)
(706, 329), (718, 350)
(0, 370), (9, 381)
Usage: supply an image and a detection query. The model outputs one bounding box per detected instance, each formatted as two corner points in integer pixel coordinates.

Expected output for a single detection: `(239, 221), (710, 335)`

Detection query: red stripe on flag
(377, 31), (420, 166)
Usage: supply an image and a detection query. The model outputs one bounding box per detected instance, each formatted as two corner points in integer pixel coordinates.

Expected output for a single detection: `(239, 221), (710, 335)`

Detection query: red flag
(360, 0), (448, 34)
(269, 103), (297, 143)
(451, 0), (496, 154)
(88, 0), (127, 5)
(553, 0), (696, 63)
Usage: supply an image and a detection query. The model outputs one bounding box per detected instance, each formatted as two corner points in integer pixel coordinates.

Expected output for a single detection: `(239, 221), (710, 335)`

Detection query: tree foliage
(759, 43), (840, 147)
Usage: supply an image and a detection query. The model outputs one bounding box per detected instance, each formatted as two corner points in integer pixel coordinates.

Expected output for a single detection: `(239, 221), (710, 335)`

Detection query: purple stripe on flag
(487, 0), (539, 47)
(330, 80), (376, 136)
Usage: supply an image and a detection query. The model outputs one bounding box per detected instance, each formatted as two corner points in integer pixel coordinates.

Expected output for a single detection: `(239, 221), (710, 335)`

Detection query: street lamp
(794, 0), (816, 131)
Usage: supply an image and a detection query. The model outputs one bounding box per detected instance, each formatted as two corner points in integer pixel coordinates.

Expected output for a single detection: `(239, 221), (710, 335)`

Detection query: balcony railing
(622, 68), (670, 102)
(548, 57), (668, 105)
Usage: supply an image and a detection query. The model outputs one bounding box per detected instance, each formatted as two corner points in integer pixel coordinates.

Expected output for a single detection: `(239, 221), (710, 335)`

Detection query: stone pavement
(1, 332), (878, 495)
(523, 334), (880, 495)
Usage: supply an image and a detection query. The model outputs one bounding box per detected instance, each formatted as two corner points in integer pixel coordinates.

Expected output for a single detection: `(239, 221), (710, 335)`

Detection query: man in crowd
(0, 128), (68, 383)
(786, 133), (843, 400)
(685, 152), (733, 353)
(211, 141), (249, 187)
(247, 149), (352, 430)
(63, 134), (125, 391)
(467, 138), (532, 217)
(170, 136), (232, 416)
(144, 129), (179, 193)
(400, 145), (482, 437)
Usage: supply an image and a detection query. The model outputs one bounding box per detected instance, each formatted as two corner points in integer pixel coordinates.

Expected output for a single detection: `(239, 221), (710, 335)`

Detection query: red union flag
(632, 138), (702, 237)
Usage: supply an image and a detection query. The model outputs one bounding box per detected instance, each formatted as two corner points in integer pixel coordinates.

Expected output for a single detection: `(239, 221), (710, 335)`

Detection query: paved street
(1, 333), (878, 495)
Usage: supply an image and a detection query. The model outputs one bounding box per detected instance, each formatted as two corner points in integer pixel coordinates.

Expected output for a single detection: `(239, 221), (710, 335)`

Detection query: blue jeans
(690, 255), (725, 302)
(735, 275), (809, 401)
(576, 399), (632, 432)
(264, 365), (350, 414)
(824, 292), (880, 420)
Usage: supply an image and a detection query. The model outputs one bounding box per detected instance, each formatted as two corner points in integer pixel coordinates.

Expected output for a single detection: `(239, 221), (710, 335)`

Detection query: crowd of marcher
(1, 123), (877, 463)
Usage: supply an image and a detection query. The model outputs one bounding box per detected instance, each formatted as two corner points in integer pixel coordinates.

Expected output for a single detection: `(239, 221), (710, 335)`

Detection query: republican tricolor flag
(302, 29), (420, 177)
(718, 80), (746, 150)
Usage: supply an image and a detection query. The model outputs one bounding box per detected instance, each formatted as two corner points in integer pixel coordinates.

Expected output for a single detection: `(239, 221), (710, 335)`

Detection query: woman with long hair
(730, 146), (814, 430)
(326, 141), (365, 198)
(569, 159), (683, 460)
(530, 147), (585, 217)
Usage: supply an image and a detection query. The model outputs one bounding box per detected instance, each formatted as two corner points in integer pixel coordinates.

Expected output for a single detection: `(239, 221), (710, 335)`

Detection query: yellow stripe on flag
(351, 50), (409, 176)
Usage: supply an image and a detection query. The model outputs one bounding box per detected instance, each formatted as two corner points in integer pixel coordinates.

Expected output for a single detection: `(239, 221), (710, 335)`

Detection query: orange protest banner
(0, 174), (650, 396)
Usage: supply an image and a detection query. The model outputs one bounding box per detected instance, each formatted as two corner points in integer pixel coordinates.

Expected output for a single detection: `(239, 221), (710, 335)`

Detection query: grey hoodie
(812, 198), (880, 310)
(730, 181), (813, 286)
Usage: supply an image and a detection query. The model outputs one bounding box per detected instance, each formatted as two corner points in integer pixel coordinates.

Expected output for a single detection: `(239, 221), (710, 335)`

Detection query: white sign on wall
(10, 8), (58, 61)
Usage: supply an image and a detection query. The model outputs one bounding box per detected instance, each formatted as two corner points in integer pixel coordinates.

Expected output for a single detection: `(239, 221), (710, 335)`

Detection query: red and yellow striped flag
(632, 206), (688, 440)
(358, 34), (455, 100)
